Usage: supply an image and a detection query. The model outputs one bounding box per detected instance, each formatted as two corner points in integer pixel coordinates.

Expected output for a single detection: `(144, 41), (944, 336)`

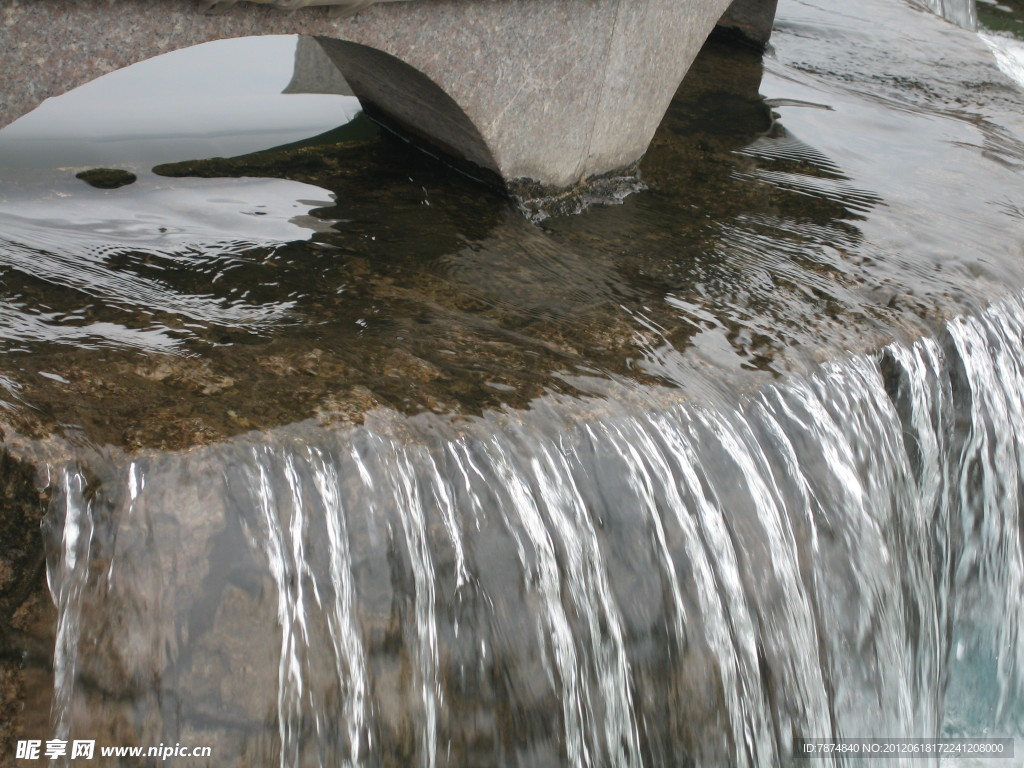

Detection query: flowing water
(39, 280), (1024, 768)
(2, 0), (1024, 764)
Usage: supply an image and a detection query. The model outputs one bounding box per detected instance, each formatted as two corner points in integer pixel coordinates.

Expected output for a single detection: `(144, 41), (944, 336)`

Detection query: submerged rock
(74, 168), (138, 189)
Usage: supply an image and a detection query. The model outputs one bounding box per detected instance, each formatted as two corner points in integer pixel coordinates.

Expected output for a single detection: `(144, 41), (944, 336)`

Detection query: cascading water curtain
(42, 291), (1024, 768)
(922, 0), (978, 29)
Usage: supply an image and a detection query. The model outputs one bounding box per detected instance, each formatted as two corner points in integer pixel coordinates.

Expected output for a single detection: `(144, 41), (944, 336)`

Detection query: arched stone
(282, 35), (355, 95)
(314, 38), (501, 185)
(0, 0), (771, 206)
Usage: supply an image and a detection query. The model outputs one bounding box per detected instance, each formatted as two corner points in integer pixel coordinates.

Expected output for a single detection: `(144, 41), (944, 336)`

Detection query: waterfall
(981, 32), (1024, 89)
(920, 0), (978, 29)
(41, 291), (1024, 767)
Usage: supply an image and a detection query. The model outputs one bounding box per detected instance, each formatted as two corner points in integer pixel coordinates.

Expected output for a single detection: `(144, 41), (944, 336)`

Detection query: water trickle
(39, 291), (1024, 766)
(922, 0), (978, 28)
(982, 31), (1024, 87)
(43, 470), (95, 748)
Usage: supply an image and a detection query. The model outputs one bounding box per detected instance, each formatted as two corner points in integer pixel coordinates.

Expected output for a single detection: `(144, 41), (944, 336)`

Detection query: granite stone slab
(1, 0), (762, 196)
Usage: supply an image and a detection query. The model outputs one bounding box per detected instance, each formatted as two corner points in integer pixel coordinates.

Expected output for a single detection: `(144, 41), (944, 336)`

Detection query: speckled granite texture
(0, 0), (752, 190)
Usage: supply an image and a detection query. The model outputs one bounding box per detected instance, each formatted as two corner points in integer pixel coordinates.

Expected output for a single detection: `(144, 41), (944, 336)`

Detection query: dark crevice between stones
(0, 443), (54, 760)
(0, 446), (50, 642)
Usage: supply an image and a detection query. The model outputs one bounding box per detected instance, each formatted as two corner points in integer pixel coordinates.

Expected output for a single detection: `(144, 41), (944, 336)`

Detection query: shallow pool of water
(2, 0), (1024, 454)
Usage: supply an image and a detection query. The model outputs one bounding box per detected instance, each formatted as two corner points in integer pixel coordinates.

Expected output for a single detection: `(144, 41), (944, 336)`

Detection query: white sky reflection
(0, 35), (361, 168)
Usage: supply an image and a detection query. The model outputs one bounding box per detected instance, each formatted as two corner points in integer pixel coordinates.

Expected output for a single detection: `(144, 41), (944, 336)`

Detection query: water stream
(3, 0), (1024, 764)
